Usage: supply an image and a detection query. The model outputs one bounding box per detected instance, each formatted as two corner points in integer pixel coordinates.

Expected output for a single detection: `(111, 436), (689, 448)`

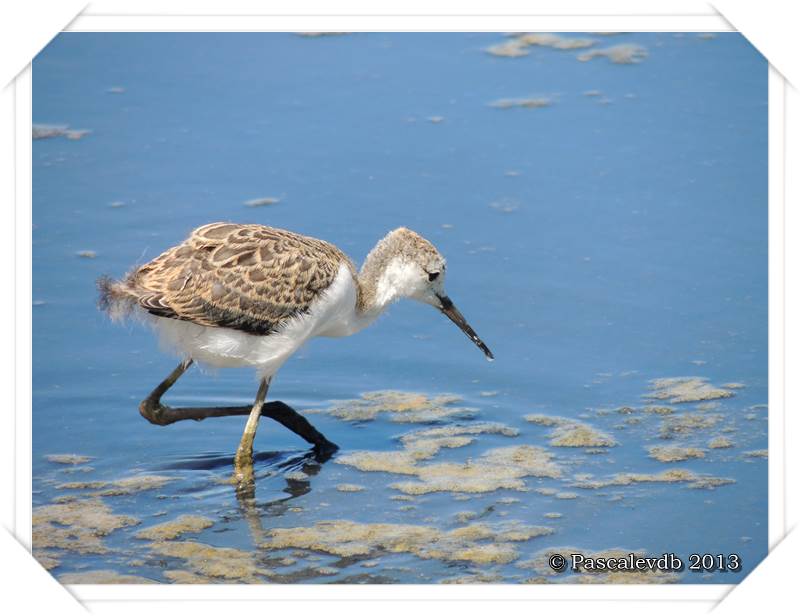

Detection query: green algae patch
(34, 551), (61, 571)
(45, 454), (93, 465)
(577, 44), (648, 65)
(549, 423), (616, 448)
(336, 483), (366, 492)
(525, 415), (615, 447)
(648, 446), (706, 463)
(524, 414), (572, 427)
(243, 196), (280, 207)
(32, 124), (91, 141)
(555, 492), (579, 500)
(659, 414), (723, 439)
(401, 422), (519, 443)
(32, 498), (139, 555)
(399, 422), (519, 459)
(262, 519), (553, 565)
(59, 570), (157, 584)
(571, 469), (734, 491)
(147, 540), (272, 582)
(57, 474), (176, 496)
(338, 420), (551, 496)
(319, 390), (476, 423)
(520, 546), (680, 583)
(643, 406), (675, 415)
(708, 436), (734, 449)
(337, 450), (420, 475)
(134, 515), (214, 541)
(645, 377), (735, 404)
(687, 476), (736, 489)
(489, 97), (553, 110)
(163, 570), (215, 584)
(743, 450), (768, 459)
(486, 33), (596, 58)
(389, 445), (562, 495)
(402, 436), (474, 460)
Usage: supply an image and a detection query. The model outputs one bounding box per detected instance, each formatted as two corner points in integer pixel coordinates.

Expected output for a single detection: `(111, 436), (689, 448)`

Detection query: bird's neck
(355, 234), (409, 317)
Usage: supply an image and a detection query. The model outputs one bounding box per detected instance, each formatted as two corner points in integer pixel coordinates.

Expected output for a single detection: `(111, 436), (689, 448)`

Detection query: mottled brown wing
(122, 223), (354, 335)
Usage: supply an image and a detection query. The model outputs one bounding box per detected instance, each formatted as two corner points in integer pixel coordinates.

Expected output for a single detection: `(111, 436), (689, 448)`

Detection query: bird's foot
(312, 439), (339, 462)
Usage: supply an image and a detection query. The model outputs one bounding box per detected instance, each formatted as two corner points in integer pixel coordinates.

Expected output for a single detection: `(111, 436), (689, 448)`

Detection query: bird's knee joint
(139, 398), (170, 426)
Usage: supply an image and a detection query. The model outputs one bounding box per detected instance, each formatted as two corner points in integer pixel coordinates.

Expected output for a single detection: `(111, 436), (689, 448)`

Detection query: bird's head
(374, 227), (494, 360)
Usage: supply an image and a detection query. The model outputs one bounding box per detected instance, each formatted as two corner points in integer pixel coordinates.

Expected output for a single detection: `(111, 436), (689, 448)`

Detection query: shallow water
(32, 32), (767, 584)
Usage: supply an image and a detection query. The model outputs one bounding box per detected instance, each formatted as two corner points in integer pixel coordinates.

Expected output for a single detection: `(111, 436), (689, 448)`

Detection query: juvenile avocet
(98, 223), (493, 482)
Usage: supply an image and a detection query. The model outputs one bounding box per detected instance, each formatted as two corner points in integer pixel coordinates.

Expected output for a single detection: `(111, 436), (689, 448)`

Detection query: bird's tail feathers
(96, 275), (139, 321)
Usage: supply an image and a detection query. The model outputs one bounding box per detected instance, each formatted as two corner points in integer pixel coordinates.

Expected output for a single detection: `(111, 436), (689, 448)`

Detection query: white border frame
(9, 6), (787, 612)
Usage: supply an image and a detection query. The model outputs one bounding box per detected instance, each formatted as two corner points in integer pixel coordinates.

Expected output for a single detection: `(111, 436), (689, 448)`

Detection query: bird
(98, 222), (493, 483)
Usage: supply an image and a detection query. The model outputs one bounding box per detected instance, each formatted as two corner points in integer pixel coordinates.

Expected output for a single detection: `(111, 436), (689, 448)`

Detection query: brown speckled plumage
(99, 222), (356, 335)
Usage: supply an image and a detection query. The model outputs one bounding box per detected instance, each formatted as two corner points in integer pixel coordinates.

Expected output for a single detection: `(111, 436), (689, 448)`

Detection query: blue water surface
(32, 32), (767, 584)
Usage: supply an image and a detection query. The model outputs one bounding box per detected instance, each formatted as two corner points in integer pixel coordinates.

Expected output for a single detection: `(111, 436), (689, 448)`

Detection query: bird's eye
(428, 271), (440, 282)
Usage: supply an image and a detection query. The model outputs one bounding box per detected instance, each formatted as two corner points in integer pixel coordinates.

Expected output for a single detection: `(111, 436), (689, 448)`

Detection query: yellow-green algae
(524, 414), (571, 426)
(33, 498), (139, 555)
(335, 483), (366, 492)
(549, 423), (616, 448)
(388, 445), (562, 495)
(577, 44), (648, 65)
(317, 390), (476, 423)
(56, 474), (176, 496)
(134, 515), (214, 541)
(485, 33), (597, 58)
(648, 446), (706, 463)
(708, 436), (734, 449)
(398, 421), (519, 458)
(570, 468), (734, 490)
(45, 454), (93, 465)
(337, 418), (549, 496)
(643, 405), (675, 415)
(243, 196), (280, 207)
(743, 450), (768, 458)
(489, 97), (553, 110)
(34, 551), (61, 571)
(645, 377), (735, 404)
(261, 519), (553, 565)
(32, 124), (91, 141)
(147, 540), (272, 582)
(659, 413), (723, 439)
(524, 414), (616, 447)
(59, 570), (157, 584)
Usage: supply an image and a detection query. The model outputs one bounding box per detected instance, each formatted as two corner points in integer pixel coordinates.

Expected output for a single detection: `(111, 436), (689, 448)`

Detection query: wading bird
(98, 223), (493, 484)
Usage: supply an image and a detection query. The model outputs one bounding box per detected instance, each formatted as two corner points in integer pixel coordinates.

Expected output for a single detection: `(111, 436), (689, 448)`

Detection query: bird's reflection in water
(234, 446), (336, 545)
(154, 446), (335, 546)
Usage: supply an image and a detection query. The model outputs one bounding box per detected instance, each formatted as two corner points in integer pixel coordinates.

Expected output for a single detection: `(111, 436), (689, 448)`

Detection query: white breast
(148, 263), (366, 378)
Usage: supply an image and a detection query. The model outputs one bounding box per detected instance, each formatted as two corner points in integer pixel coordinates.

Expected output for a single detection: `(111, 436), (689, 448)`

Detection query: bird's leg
(137, 361), (338, 457)
(233, 378), (270, 486)
(139, 358), (194, 425)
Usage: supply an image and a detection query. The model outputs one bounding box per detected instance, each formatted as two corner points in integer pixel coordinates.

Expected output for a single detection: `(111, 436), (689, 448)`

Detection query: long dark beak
(437, 294), (494, 360)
